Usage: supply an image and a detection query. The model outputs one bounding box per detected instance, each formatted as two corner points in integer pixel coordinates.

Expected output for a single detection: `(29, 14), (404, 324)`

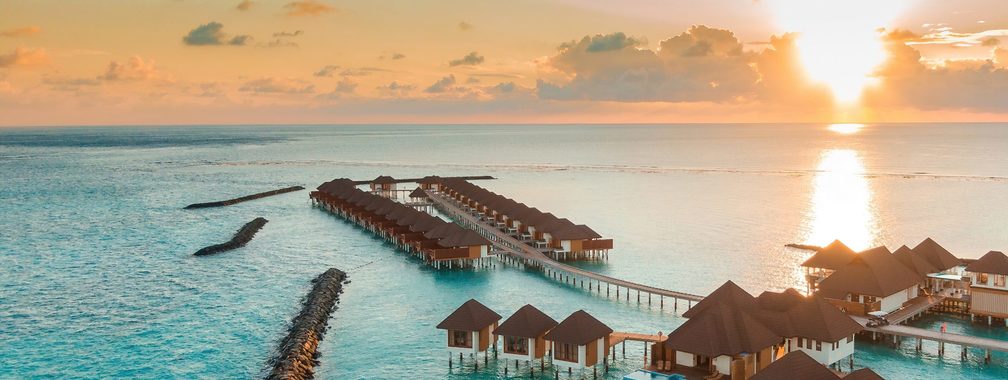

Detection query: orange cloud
(236, 0), (254, 11)
(101, 56), (165, 82)
(0, 26), (41, 37)
(284, 1), (336, 16)
(0, 47), (49, 68)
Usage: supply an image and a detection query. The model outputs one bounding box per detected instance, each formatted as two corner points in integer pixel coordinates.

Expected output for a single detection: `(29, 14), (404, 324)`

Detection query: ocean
(1, 123), (1006, 379)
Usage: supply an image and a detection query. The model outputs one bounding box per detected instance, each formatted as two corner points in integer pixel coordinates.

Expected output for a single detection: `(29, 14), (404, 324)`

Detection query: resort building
(494, 304), (558, 363)
(543, 310), (613, 372)
(801, 240), (857, 294)
(436, 299), (501, 357)
(749, 351), (882, 380)
(816, 247), (922, 315)
(370, 175), (397, 198)
(892, 245), (938, 288)
(653, 281), (862, 379)
(911, 237), (966, 293)
(965, 251), (1008, 325)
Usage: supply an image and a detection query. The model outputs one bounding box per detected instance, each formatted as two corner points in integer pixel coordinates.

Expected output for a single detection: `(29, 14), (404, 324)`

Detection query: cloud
(338, 67), (391, 76)
(458, 22), (473, 31)
(862, 38), (1008, 112)
(182, 22), (252, 46)
(424, 75), (457, 93)
(239, 77), (315, 94)
(376, 81), (415, 97)
(982, 37), (1000, 47)
(392, 53), (406, 60)
(262, 39), (298, 48)
(334, 78), (357, 93)
(100, 56), (163, 81)
(236, 0), (254, 11)
(0, 47), (49, 68)
(905, 26), (1008, 47)
(449, 51), (485, 66)
(273, 30), (304, 37)
(997, 47), (1008, 67)
(314, 65), (340, 77)
(538, 27), (760, 102)
(284, 1), (336, 16)
(1, 26), (41, 37)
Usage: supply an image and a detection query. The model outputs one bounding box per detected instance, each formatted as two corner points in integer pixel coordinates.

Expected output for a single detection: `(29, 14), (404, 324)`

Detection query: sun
(768, 0), (910, 103)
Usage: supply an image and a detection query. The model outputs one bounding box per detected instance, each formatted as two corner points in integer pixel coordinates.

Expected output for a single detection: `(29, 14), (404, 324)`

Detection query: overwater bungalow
(801, 240), (857, 294)
(964, 251), (1008, 325)
(543, 310), (613, 373)
(911, 238), (967, 293)
(749, 351), (882, 380)
(651, 281), (862, 378)
(437, 299), (502, 359)
(494, 304), (558, 364)
(370, 175), (397, 198)
(418, 175), (443, 191)
(816, 247), (922, 315)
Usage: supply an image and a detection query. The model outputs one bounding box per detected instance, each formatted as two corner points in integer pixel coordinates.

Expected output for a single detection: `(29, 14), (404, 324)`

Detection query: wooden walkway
(883, 294), (947, 325)
(426, 190), (704, 308)
(854, 316), (1008, 359)
(610, 332), (667, 346)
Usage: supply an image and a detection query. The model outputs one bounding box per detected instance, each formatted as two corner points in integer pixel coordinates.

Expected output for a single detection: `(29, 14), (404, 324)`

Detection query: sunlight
(768, 0), (911, 103)
(803, 149), (878, 251)
(827, 123), (864, 134)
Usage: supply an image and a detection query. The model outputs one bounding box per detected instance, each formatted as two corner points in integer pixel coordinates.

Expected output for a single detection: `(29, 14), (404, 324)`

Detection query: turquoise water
(1, 124), (1007, 379)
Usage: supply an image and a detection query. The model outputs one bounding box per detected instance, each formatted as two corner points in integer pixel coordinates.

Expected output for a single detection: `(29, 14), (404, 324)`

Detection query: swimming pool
(623, 369), (687, 380)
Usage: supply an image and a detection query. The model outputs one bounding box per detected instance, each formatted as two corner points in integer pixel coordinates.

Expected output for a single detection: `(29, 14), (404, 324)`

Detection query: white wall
(788, 337), (854, 366)
(970, 272), (1008, 291)
(880, 288), (913, 313)
(500, 337), (535, 362)
(446, 330), (481, 356)
(675, 351), (695, 367)
(713, 355), (731, 375)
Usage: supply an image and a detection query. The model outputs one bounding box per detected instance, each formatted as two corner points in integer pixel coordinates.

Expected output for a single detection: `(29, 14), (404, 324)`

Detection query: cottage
(801, 240), (857, 294)
(965, 251), (1008, 325)
(749, 351), (882, 380)
(543, 310), (613, 372)
(494, 304), (558, 364)
(816, 247), (922, 315)
(370, 175), (397, 197)
(436, 299), (501, 359)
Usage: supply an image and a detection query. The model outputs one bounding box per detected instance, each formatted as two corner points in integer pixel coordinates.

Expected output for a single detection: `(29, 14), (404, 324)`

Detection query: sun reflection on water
(828, 123), (864, 134)
(803, 149), (878, 251)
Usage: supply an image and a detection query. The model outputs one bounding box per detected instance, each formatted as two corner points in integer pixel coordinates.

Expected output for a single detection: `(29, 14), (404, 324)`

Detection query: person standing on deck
(941, 322), (947, 334)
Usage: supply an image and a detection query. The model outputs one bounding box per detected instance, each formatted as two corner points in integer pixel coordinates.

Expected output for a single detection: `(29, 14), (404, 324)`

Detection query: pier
(184, 185), (304, 209)
(855, 316), (1008, 360)
(426, 189), (705, 306)
(193, 217), (268, 256)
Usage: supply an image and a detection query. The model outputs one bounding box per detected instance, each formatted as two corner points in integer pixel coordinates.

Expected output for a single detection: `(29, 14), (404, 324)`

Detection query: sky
(1, 0), (1007, 126)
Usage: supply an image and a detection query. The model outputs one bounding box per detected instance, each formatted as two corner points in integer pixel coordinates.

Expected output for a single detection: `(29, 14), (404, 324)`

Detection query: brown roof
(436, 299), (501, 331)
(550, 224), (602, 240)
(755, 288), (804, 312)
(911, 238), (960, 271)
(965, 251), (1008, 275)
(408, 187), (428, 198)
(683, 281), (757, 318)
(437, 229), (491, 248)
(423, 223), (466, 240)
(842, 368), (885, 380)
(784, 295), (863, 342)
(664, 302), (781, 358)
(372, 175), (396, 184)
(817, 246), (923, 298)
(409, 217), (448, 233)
(317, 178), (356, 193)
(892, 245), (938, 276)
(802, 240), (857, 270)
(750, 351), (842, 380)
(417, 175), (442, 184)
(494, 304), (558, 339)
(543, 310), (613, 345)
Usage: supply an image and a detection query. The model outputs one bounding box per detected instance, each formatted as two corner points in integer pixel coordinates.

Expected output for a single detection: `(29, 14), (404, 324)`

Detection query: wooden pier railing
(426, 189), (704, 308)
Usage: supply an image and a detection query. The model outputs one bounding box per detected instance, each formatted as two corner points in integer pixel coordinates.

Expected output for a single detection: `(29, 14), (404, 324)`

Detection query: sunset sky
(2, 0), (1007, 125)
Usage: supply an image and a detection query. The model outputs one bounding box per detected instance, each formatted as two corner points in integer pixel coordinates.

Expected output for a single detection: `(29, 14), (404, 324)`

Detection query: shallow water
(1, 124), (1006, 379)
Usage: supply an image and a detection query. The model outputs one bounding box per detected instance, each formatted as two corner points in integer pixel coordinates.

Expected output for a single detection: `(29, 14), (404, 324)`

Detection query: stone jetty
(193, 217), (268, 256)
(184, 186), (304, 209)
(265, 268), (348, 380)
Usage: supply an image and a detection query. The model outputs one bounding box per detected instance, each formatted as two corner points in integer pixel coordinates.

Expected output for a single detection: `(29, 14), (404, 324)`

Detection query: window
(997, 275), (1006, 287)
(797, 337), (804, 348)
(979, 273), (989, 285)
(806, 339), (812, 349)
(846, 335), (853, 343)
(555, 343), (578, 362)
(504, 336), (528, 355)
(449, 330), (472, 348)
(816, 341), (822, 351)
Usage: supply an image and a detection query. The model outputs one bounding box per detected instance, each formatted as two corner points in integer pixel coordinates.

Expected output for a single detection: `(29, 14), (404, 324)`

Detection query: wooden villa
(543, 310), (613, 373)
(749, 351), (883, 380)
(815, 247), (922, 315)
(911, 238), (967, 293)
(965, 250), (1008, 326)
(437, 299), (502, 364)
(369, 175), (397, 198)
(651, 281), (863, 379)
(494, 304), (558, 365)
(801, 240), (857, 294)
